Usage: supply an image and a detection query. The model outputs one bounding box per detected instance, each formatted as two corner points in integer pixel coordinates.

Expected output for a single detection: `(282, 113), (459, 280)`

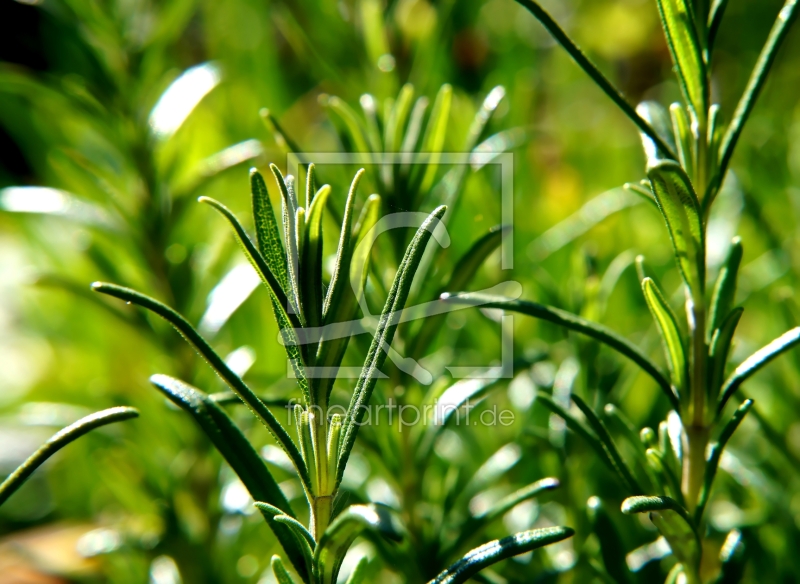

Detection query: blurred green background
(1, 0), (799, 582)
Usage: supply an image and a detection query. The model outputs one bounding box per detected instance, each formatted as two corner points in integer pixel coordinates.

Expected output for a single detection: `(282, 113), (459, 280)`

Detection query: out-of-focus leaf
(513, 0), (677, 160)
(412, 226), (506, 358)
(571, 394), (643, 494)
(708, 307), (743, 400)
(271, 555), (299, 584)
(442, 293), (679, 410)
(714, 529), (747, 584)
(716, 0), (800, 190)
(695, 399), (753, 522)
(427, 526), (574, 584)
(529, 188), (643, 261)
(708, 237), (743, 339)
(315, 504), (403, 584)
(588, 497), (631, 584)
(718, 328), (800, 413)
(149, 62), (220, 139)
(416, 84), (452, 197)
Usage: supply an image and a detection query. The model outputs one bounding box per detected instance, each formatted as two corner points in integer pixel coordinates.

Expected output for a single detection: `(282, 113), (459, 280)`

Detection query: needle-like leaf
(655, 0), (707, 116)
(707, 237), (743, 339)
(0, 406), (138, 507)
(428, 526), (574, 584)
(411, 226), (506, 359)
(572, 394), (643, 494)
(302, 184), (331, 330)
(198, 195), (312, 406)
(716, 0), (800, 189)
(708, 307), (744, 401)
(621, 495), (700, 571)
(251, 169), (288, 293)
(337, 206), (447, 484)
(694, 399), (753, 523)
(91, 283), (309, 486)
(441, 293), (679, 410)
(670, 103), (695, 179)
(707, 0), (730, 52)
(150, 376), (309, 581)
(315, 504), (403, 584)
(647, 160), (705, 298)
(642, 277), (688, 402)
(271, 555), (300, 584)
(718, 327), (800, 413)
(513, 0), (677, 160)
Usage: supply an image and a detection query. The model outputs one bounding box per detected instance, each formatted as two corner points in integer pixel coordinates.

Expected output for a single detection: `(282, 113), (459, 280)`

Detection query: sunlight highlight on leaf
(149, 62), (221, 139)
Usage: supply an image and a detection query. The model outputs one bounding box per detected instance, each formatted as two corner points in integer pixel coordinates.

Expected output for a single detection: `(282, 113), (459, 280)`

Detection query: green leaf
(441, 293), (679, 410)
(91, 283), (309, 487)
(670, 103), (695, 179)
(411, 225), (506, 359)
(708, 307), (743, 401)
(474, 478), (560, 523)
(416, 83), (452, 196)
(271, 555), (300, 584)
(571, 394), (643, 494)
(197, 196), (313, 405)
(621, 495), (700, 571)
(513, 0), (677, 160)
(716, 0), (800, 190)
(708, 237), (743, 339)
(385, 84), (415, 154)
(315, 192), (379, 402)
(302, 183), (332, 330)
(537, 394), (630, 490)
(251, 169), (288, 293)
(322, 169), (364, 322)
(271, 164), (304, 322)
(642, 277), (688, 402)
(718, 327), (800, 413)
(315, 504), (403, 584)
(337, 206), (448, 484)
(695, 399), (752, 523)
(260, 108), (304, 157)
(150, 376), (308, 582)
(427, 526), (574, 584)
(587, 497), (632, 584)
(197, 196), (297, 329)
(323, 95), (372, 155)
(655, 0), (707, 116)
(0, 406), (138, 507)
(274, 514), (317, 548)
(344, 556), (369, 584)
(647, 160), (704, 297)
(707, 0), (729, 53)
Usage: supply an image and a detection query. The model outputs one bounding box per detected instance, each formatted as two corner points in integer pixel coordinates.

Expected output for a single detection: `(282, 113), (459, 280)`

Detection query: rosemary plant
(445, 1), (800, 582)
(92, 162), (573, 583)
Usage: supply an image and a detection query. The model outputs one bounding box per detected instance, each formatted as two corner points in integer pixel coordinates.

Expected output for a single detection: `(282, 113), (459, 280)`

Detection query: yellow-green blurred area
(0, 0), (799, 582)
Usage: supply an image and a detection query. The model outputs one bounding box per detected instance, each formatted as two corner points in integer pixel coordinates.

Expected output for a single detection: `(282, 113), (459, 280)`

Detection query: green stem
(682, 425), (709, 514)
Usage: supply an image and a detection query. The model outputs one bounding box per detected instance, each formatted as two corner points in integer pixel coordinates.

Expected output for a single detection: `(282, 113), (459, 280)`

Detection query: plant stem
(683, 424), (709, 513)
